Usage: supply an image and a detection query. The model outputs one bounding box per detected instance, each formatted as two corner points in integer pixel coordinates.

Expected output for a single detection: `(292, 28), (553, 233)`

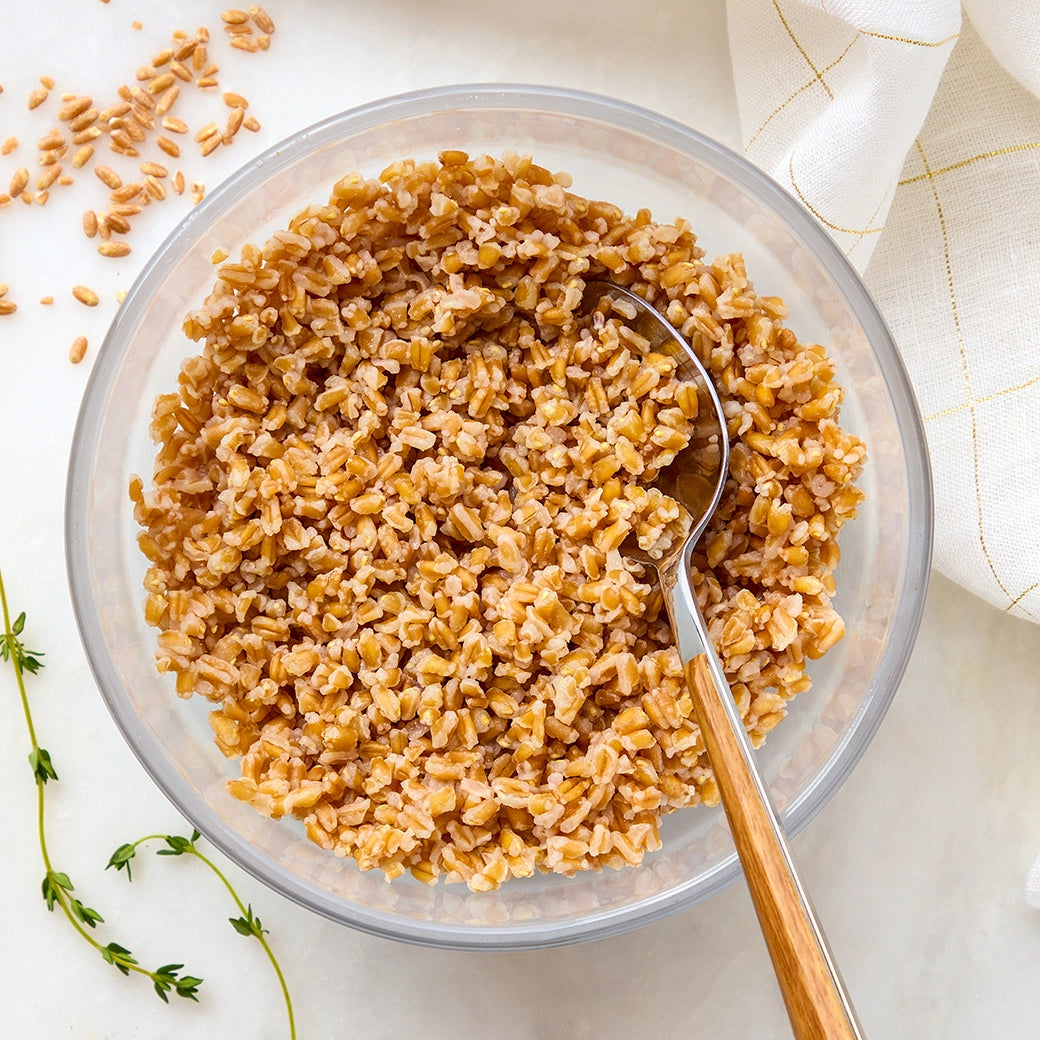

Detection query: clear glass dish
(66, 84), (932, 950)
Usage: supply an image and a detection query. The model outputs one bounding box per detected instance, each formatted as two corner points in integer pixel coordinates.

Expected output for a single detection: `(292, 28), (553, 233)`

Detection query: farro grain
(144, 174), (166, 200)
(221, 8), (250, 23)
(169, 60), (193, 82)
(250, 5), (276, 33)
(161, 116), (188, 134)
(200, 134), (221, 157)
(194, 122), (219, 142)
(58, 96), (93, 122)
(195, 76), (219, 90)
(8, 168), (29, 196)
(67, 107), (99, 133)
(242, 114), (260, 132)
(0, 283), (7, 297)
(0, 300), (16, 315)
(111, 181), (142, 202)
(1, 136), (16, 155)
(28, 86), (48, 109)
(173, 170), (185, 195)
(36, 165), (62, 191)
(141, 160), (168, 178)
(94, 164), (122, 189)
(71, 145), (94, 168)
(37, 129), (65, 151)
(98, 241), (130, 257)
(223, 91), (249, 108)
(71, 284), (99, 307)
(230, 35), (260, 53)
(39, 295), (54, 305)
(155, 85), (180, 115)
(39, 76), (55, 89)
(72, 126), (103, 145)
(156, 136), (181, 158)
(256, 34), (271, 50)
(58, 175), (73, 186)
(147, 72), (176, 95)
(69, 335), (88, 364)
(82, 209), (98, 237)
(0, 194), (11, 207)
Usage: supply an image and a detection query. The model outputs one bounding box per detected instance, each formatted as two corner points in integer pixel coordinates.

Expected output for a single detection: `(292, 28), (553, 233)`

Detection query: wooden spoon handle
(685, 652), (864, 1040)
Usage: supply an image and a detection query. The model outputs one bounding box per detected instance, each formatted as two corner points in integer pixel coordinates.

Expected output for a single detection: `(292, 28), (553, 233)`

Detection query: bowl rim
(65, 82), (933, 950)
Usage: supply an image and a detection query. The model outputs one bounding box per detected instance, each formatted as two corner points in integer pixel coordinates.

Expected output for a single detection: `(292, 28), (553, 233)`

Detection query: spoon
(582, 280), (865, 1040)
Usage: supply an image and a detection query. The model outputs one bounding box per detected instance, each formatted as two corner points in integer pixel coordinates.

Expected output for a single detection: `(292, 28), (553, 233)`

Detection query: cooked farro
(133, 151), (865, 891)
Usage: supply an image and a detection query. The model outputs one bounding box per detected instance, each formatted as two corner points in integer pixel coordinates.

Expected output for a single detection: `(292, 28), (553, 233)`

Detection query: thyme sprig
(0, 567), (203, 1003)
(108, 831), (297, 1037)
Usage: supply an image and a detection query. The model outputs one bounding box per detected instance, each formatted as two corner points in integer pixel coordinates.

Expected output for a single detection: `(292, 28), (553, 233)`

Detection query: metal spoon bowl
(582, 280), (865, 1040)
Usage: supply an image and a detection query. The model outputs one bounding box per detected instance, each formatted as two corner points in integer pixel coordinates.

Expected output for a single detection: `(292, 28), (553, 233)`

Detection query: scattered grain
(82, 210), (98, 237)
(156, 136), (180, 158)
(195, 76), (219, 89)
(161, 116), (188, 134)
(1, 137), (18, 155)
(28, 86), (49, 109)
(58, 96), (93, 122)
(250, 5), (275, 33)
(242, 115), (260, 132)
(94, 164), (122, 190)
(69, 336), (88, 364)
(173, 170), (185, 195)
(155, 85), (180, 116)
(200, 134), (222, 157)
(230, 35), (260, 53)
(71, 284), (99, 307)
(39, 76), (55, 90)
(37, 165), (62, 191)
(72, 145), (94, 168)
(144, 174), (167, 200)
(194, 122), (219, 142)
(0, 300), (17, 316)
(111, 181), (143, 202)
(226, 107), (244, 137)
(140, 161), (168, 178)
(98, 241), (131, 257)
(9, 168), (29, 196)
(72, 126), (103, 145)
(221, 8), (250, 23)
(39, 296), (54, 305)
(147, 72), (176, 95)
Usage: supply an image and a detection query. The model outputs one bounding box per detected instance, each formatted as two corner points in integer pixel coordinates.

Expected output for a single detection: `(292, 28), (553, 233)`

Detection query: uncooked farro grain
(133, 152), (866, 892)
(97, 241), (131, 257)
(71, 284), (99, 307)
(69, 335), (88, 364)
(2, 136), (18, 155)
(8, 168), (29, 196)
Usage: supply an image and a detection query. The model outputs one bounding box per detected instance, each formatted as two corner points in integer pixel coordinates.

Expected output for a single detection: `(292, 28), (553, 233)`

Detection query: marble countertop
(2, 2), (1040, 1036)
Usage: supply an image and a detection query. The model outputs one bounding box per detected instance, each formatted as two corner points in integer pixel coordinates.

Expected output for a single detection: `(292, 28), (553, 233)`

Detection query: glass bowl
(66, 84), (932, 951)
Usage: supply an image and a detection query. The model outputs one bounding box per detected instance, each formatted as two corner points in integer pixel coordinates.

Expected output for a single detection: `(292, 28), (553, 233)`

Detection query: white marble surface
(2, 2), (1040, 1037)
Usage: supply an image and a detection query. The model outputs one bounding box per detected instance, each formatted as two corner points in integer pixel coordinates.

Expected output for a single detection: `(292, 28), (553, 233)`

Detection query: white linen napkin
(725, 0), (1040, 624)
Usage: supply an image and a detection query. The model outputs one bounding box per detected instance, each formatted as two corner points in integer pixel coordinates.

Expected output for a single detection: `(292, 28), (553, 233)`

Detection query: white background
(1, 1), (1040, 1037)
